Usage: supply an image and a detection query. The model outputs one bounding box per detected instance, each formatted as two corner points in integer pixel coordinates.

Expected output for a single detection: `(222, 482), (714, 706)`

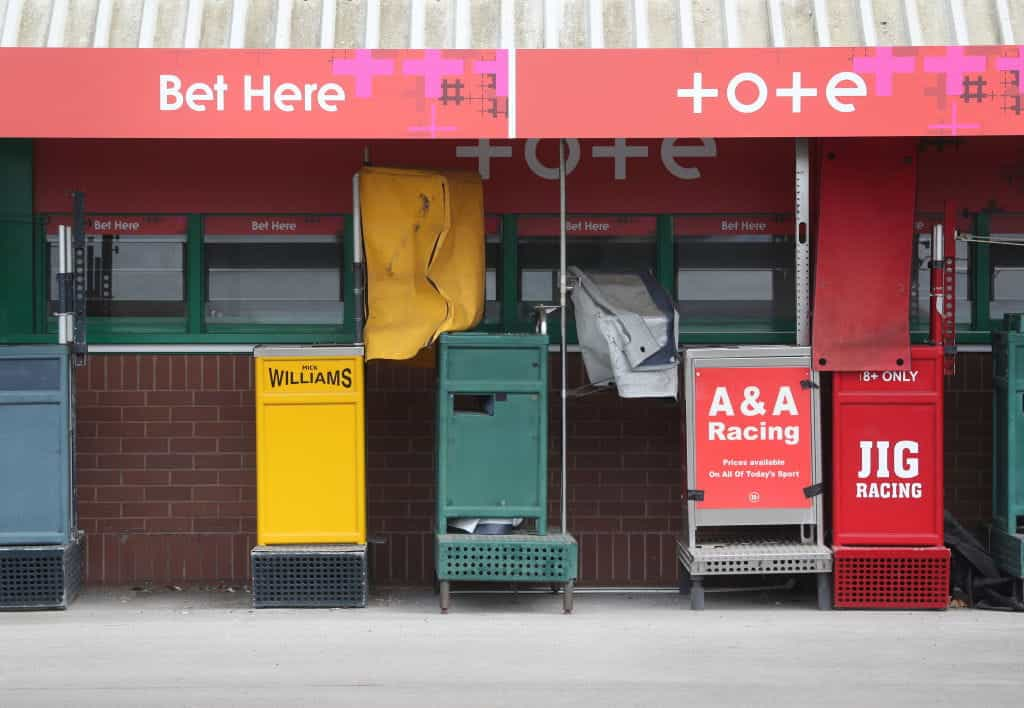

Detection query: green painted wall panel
(0, 140), (35, 338)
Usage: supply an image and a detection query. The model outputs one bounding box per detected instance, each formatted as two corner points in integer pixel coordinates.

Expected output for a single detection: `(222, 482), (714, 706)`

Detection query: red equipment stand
(831, 346), (950, 609)
(816, 160), (957, 609)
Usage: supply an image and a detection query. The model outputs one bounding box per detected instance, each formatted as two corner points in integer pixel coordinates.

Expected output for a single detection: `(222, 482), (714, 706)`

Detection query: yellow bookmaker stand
(250, 346), (368, 608)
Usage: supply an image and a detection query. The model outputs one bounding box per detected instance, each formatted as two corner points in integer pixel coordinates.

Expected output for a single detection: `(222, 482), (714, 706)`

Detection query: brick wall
(943, 352), (994, 533)
(73, 351), (993, 587)
(74, 355), (256, 584)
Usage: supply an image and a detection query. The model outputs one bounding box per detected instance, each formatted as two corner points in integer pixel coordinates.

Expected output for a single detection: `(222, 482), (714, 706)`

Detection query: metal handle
(532, 304), (559, 335)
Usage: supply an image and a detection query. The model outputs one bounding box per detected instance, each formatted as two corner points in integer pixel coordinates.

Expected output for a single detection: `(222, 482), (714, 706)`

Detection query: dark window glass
(48, 232), (186, 318)
(675, 227), (795, 332)
(988, 221), (1024, 322)
(484, 219), (501, 325)
(516, 217), (656, 322)
(204, 218), (343, 326)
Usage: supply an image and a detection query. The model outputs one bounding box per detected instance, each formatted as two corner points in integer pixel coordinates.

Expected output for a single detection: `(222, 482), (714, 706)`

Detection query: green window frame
(26, 212), (355, 346)
(0, 208), (1003, 348)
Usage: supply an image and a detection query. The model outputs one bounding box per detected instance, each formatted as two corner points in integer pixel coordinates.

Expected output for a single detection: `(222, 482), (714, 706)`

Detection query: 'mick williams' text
(268, 365), (352, 389)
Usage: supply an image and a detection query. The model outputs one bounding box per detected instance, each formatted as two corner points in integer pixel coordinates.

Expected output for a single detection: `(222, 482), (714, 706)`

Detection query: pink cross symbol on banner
(402, 50), (465, 99)
(928, 102), (980, 136)
(852, 48), (916, 96)
(332, 50), (394, 99)
(924, 46), (987, 96)
(473, 52), (508, 97)
(407, 104), (457, 138)
(996, 48), (1024, 94)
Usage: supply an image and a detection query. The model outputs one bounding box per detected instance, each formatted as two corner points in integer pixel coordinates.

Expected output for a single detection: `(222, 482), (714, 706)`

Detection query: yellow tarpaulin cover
(359, 167), (484, 361)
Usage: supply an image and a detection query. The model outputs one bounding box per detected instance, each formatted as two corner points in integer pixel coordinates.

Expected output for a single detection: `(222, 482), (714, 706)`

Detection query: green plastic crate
(993, 314), (1024, 539)
(436, 534), (578, 582)
(436, 333), (549, 534)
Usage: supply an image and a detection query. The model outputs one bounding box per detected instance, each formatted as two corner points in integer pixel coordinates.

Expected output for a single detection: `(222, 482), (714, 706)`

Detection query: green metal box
(993, 314), (1024, 537)
(992, 314), (1024, 577)
(436, 333), (549, 534)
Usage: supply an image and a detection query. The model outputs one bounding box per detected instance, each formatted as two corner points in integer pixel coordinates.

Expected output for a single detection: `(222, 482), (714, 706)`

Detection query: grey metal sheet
(0, 346), (73, 546)
(678, 538), (832, 575)
(683, 346), (824, 547)
(253, 345), (364, 358)
(10, 1), (1014, 50)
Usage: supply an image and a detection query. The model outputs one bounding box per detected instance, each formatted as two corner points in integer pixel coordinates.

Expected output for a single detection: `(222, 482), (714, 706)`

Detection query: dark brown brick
(124, 406), (171, 422)
(146, 422), (194, 437)
(147, 391), (195, 406)
(171, 469), (217, 486)
(122, 438), (170, 454)
(122, 470), (170, 485)
(170, 437), (218, 453)
(96, 486), (145, 502)
(193, 486), (242, 502)
(146, 454), (194, 470)
(146, 486), (193, 502)
(171, 406), (219, 422)
(123, 502), (171, 518)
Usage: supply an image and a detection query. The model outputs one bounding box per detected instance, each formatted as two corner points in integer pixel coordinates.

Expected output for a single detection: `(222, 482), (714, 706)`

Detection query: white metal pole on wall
(352, 173), (364, 344)
(795, 138), (811, 346)
(58, 225), (67, 344)
(559, 138), (568, 536)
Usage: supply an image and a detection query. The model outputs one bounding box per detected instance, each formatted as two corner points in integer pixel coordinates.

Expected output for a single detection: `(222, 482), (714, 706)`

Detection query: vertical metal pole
(795, 138), (811, 346)
(58, 225), (67, 344)
(559, 138), (568, 536)
(930, 224), (944, 345)
(352, 173), (365, 344)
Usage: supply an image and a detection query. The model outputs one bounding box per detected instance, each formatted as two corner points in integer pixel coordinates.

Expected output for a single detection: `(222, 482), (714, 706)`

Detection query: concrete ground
(1, 585), (1022, 707)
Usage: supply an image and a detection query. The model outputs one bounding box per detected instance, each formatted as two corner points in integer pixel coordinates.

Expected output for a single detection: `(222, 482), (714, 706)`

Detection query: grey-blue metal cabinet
(0, 346), (73, 545)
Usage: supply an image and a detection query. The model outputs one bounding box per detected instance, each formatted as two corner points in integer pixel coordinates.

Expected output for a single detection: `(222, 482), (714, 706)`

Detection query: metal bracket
(71, 192), (88, 367)
(533, 304), (560, 335)
(942, 203), (958, 377)
(803, 482), (824, 498)
(686, 489), (705, 502)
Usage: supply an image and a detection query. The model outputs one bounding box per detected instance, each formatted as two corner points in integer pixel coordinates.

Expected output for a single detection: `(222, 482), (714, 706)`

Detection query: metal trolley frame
(678, 346), (832, 610)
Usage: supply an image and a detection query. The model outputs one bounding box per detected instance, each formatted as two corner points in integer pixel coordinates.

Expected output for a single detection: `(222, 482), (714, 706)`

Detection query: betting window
(674, 215), (795, 334)
(203, 216), (344, 327)
(985, 213), (1024, 324)
(45, 215), (187, 320)
(516, 215), (658, 323)
(911, 215), (971, 334)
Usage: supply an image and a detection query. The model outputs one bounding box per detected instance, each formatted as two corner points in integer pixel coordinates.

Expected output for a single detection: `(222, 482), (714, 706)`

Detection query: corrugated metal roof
(0, 0), (1018, 49)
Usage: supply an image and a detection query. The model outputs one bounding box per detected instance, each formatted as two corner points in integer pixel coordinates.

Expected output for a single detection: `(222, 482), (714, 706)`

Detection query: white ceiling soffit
(1, 0), (1018, 49)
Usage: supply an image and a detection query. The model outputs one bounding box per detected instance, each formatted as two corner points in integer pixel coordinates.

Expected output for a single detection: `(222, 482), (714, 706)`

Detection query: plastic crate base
(988, 525), (1024, 578)
(436, 533), (578, 583)
(832, 546), (950, 609)
(678, 537), (833, 576)
(251, 544), (367, 609)
(435, 534), (578, 613)
(0, 531), (84, 610)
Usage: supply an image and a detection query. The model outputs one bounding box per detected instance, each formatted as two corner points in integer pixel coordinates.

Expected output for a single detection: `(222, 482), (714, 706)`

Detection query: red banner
(204, 215), (344, 235)
(673, 215), (794, 236)
(3, 47), (1024, 139)
(517, 215), (657, 237)
(0, 49), (506, 139)
(45, 214), (187, 235)
(988, 213), (1024, 233)
(692, 366), (814, 510)
(519, 47), (1024, 138)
